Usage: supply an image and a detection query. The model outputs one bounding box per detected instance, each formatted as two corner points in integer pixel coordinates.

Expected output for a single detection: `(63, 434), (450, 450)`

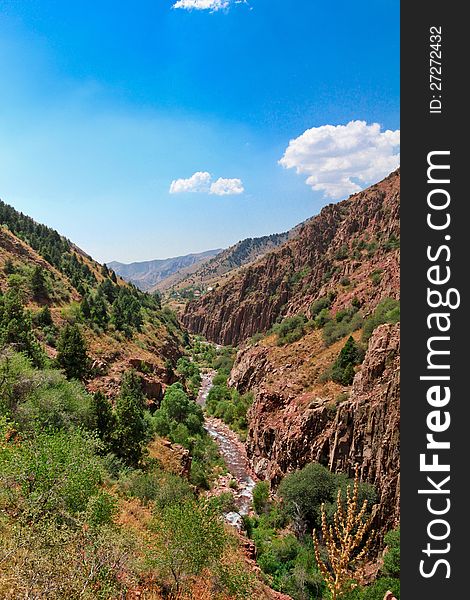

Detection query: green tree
(56, 323), (88, 380)
(331, 336), (364, 385)
(90, 290), (109, 328)
(155, 382), (204, 439)
(0, 289), (45, 366)
(253, 480), (270, 515)
(113, 370), (146, 465)
(278, 463), (337, 532)
(80, 295), (91, 320)
(31, 265), (48, 300)
(151, 499), (227, 594)
(90, 391), (115, 448)
(35, 305), (53, 327)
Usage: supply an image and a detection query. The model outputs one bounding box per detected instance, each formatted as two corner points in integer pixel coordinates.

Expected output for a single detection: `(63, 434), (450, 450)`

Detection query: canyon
(183, 170), (401, 538)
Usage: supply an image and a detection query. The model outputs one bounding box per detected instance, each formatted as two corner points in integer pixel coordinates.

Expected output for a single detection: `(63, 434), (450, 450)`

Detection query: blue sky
(0, 0), (399, 263)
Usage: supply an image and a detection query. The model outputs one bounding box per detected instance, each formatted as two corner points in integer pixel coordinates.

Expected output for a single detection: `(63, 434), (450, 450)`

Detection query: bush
(0, 351), (94, 432)
(150, 499), (227, 591)
(0, 428), (104, 522)
(361, 577), (400, 600)
(362, 298), (400, 342)
(382, 528), (400, 577)
(253, 481), (270, 515)
(322, 306), (363, 346)
(272, 314), (307, 346)
(153, 473), (194, 510)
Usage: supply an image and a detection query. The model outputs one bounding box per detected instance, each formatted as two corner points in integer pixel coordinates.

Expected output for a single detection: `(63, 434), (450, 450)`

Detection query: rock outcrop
(183, 170), (400, 345)
(232, 323), (400, 535)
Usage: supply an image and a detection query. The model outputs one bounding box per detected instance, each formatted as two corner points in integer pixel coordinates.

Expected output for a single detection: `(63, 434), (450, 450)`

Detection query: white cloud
(169, 172), (244, 196)
(172, 0), (230, 11)
(210, 177), (244, 196)
(279, 120), (400, 200)
(169, 171), (211, 194)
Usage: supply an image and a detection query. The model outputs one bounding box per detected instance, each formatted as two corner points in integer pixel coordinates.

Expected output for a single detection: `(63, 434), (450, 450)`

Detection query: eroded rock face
(183, 170), (400, 346)
(235, 323), (400, 534)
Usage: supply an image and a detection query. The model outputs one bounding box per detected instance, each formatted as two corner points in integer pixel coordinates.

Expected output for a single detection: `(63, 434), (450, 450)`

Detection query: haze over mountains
(111, 223), (308, 295)
(108, 249), (221, 292)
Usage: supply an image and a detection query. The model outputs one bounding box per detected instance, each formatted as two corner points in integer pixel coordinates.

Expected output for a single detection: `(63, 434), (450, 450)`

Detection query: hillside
(183, 170), (400, 345)
(185, 171), (401, 542)
(162, 229), (298, 298)
(108, 248), (221, 292)
(0, 199), (185, 400)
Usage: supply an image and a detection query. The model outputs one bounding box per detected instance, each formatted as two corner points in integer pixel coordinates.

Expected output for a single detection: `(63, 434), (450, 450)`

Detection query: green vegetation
(245, 463), (378, 600)
(329, 336), (365, 386)
(57, 323), (89, 380)
(322, 305), (363, 347)
(113, 370), (147, 466)
(206, 370), (253, 439)
(0, 288), (46, 367)
(0, 346), (254, 597)
(271, 314), (308, 346)
(175, 355), (202, 398)
(362, 298), (400, 342)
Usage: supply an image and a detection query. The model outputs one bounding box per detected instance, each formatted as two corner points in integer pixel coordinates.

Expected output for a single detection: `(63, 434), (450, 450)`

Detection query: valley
(0, 170), (400, 600)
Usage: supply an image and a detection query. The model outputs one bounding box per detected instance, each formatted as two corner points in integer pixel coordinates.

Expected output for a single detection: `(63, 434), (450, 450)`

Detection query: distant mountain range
(107, 249), (222, 291)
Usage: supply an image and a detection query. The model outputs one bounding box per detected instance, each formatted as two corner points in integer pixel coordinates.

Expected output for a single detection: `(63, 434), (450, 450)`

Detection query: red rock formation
(232, 323), (400, 535)
(183, 170), (399, 345)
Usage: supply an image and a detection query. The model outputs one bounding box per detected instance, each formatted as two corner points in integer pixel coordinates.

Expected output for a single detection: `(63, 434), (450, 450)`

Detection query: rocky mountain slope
(162, 229), (300, 295)
(183, 170), (400, 345)
(108, 248), (221, 291)
(0, 199), (185, 400)
(230, 323), (400, 535)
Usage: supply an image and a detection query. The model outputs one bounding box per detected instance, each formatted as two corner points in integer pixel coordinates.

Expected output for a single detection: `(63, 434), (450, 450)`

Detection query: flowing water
(197, 371), (256, 527)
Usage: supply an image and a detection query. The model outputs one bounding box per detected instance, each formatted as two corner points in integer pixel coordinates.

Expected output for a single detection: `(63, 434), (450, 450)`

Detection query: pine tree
(80, 295), (91, 320)
(113, 370), (146, 465)
(91, 391), (115, 448)
(31, 265), (47, 300)
(56, 323), (88, 380)
(0, 289), (45, 366)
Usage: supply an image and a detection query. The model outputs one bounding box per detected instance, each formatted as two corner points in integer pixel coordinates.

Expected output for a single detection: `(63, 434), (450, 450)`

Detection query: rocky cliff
(183, 170), (399, 345)
(230, 323), (400, 534)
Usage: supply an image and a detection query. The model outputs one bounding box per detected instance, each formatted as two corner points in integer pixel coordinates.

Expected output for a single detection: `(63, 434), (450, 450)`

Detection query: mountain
(160, 227), (307, 298)
(0, 199), (185, 399)
(108, 249), (222, 292)
(183, 170), (400, 345)
(183, 171), (401, 536)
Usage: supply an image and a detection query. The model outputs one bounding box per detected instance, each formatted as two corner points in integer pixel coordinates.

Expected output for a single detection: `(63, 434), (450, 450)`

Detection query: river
(197, 370), (257, 527)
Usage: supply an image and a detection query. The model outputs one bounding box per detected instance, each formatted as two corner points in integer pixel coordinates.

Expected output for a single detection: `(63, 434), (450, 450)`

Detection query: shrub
(153, 473), (194, 510)
(0, 428), (103, 522)
(253, 481), (270, 515)
(370, 269), (383, 286)
(322, 307), (363, 346)
(150, 499), (227, 591)
(273, 314), (307, 346)
(362, 298), (400, 342)
(0, 351), (94, 432)
(382, 528), (400, 577)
